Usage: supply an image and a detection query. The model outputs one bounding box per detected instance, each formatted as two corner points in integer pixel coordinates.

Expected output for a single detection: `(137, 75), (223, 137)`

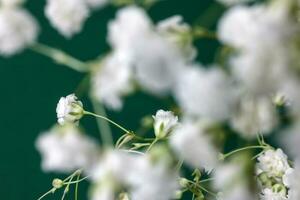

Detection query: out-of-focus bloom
(56, 94), (84, 125)
(257, 149), (291, 178)
(213, 162), (254, 200)
(174, 66), (237, 121)
(35, 125), (100, 173)
(283, 161), (300, 200)
(216, 0), (253, 6)
(108, 6), (192, 95)
(153, 110), (178, 138)
(0, 0), (24, 7)
(45, 0), (89, 38)
(91, 150), (178, 200)
(261, 187), (287, 200)
(0, 7), (38, 56)
(170, 120), (219, 171)
(91, 52), (133, 110)
(230, 96), (278, 139)
(85, 0), (108, 9)
(280, 123), (300, 159)
(156, 15), (196, 61)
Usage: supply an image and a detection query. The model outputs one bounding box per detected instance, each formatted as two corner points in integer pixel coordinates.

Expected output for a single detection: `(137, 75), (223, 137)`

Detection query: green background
(0, 0), (224, 199)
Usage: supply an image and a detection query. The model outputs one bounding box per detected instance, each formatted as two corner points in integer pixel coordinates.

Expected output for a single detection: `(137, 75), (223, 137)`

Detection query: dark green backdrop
(0, 0), (223, 199)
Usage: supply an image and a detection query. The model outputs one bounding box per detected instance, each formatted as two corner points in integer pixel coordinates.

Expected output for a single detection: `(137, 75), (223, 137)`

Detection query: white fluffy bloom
(170, 120), (219, 171)
(35, 125), (100, 173)
(91, 150), (178, 200)
(213, 163), (254, 200)
(156, 15), (196, 60)
(0, 7), (38, 56)
(261, 188), (287, 200)
(216, 0), (253, 6)
(257, 149), (291, 178)
(230, 96), (278, 139)
(91, 52), (133, 110)
(45, 0), (89, 38)
(0, 0), (24, 7)
(153, 109), (178, 138)
(56, 94), (84, 125)
(85, 0), (108, 9)
(283, 161), (300, 200)
(108, 6), (190, 94)
(174, 66), (237, 121)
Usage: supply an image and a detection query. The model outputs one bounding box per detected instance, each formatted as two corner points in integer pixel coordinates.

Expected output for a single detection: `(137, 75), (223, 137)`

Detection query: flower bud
(153, 110), (178, 139)
(52, 178), (64, 189)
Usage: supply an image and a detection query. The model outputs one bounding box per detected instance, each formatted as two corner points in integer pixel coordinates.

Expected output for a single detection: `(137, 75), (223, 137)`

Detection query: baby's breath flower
(56, 94), (84, 125)
(153, 110), (178, 138)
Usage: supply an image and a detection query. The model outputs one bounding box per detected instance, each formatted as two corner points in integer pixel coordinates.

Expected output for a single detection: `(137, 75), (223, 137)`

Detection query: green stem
(74, 174), (80, 200)
(89, 97), (114, 147)
(29, 43), (89, 73)
(37, 188), (55, 200)
(222, 145), (268, 160)
(146, 137), (159, 153)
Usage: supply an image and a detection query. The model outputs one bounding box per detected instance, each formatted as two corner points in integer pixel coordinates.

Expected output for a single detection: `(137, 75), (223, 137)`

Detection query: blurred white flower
(91, 150), (178, 200)
(261, 188), (287, 200)
(45, 0), (89, 38)
(230, 96), (278, 139)
(153, 109), (178, 138)
(0, 7), (38, 56)
(257, 149), (291, 178)
(56, 94), (84, 125)
(283, 161), (300, 200)
(85, 0), (108, 9)
(0, 0), (24, 7)
(156, 15), (196, 61)
(91, 52), (133, 110)
(170, 120), (219, 171)
(174, 66), (237, 121)
(216, 0), (253, 6)
(35, 125), (100, 173)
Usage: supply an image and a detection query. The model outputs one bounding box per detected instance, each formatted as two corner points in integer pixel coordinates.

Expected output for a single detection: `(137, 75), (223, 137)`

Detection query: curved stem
(222, 145), (268, 160)
(29, 43), (89, 72)
(37, 188), (55, 200)
(84, 111), (130, 134)
(146, 138), (159, 153)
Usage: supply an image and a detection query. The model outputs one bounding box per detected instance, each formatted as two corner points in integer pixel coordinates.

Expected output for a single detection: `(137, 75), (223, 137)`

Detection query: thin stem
(146, 138), (159, 153)
(84, 111), (130, 134)
(199, 178), (214, 183)
(37, 188), (55, 200)
(64, 176), (90, 185)
(29, 43), (89, 73)
(89, 97), (114, 147)
(222, 145), (268, 160)
(74, 174), (80, 200)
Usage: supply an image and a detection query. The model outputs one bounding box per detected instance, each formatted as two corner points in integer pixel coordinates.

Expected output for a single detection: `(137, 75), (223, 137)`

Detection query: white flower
(35, 125), (100, 173)
(0, 7), (38, 56)
(56, 94), (84, 125)
(174, 66), (237, 121)
(91, 52), (133, 110)
(153, 110), (178, 138)
(91, 150), (178, 200)
(230, 96), (278, 139)
(85, 0), (108, 9)
(45, 0), (89, 38)
(0, 0), (24, 7)
(257, 149), (291, 178)
(216, 0), (253, 6)
(261, 188), (287, 200)
(156, 15), (196, 61)
(170, 120), (219, 171)
(282, 161), (300, 200)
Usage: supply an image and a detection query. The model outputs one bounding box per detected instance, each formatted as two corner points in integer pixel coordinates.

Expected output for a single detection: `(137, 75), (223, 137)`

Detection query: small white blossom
(35, 125), (100, 173)
(170, 120), (219, 171)
(230, 96), (278, 139)
(174, 66), (237, 121)
(153, 110), (178, 138)
(56, 94), (84, 125)
(91, 52), (133, 110)
(91, 150), (178, 200)
(283, 161), (300, 200)
(0, 7), (38, 56)
(261, 188), (287, 200)
(45, 0), (89, 38)
(257, 149), (291, 178)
